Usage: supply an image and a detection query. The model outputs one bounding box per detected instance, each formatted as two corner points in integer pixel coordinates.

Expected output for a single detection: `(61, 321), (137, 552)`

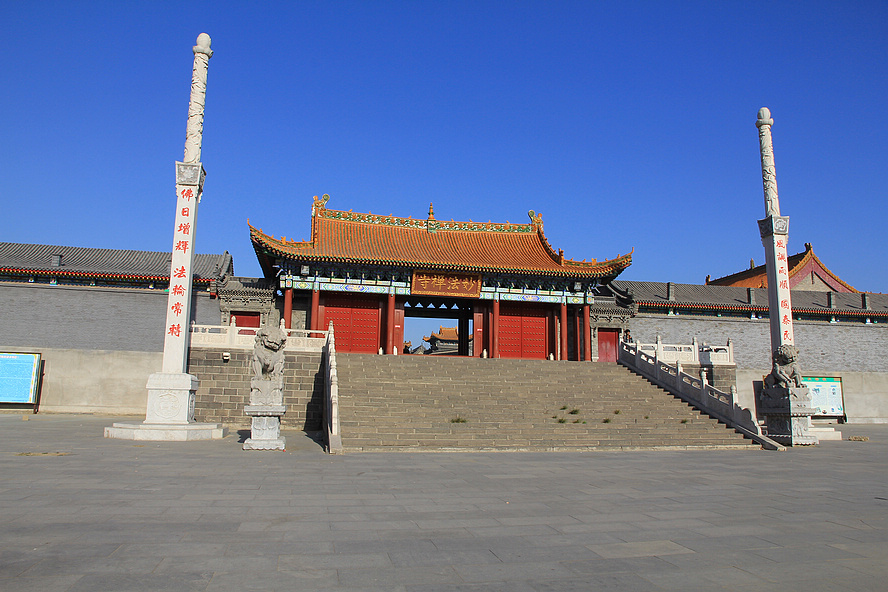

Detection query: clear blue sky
(2, 1), (886, 293)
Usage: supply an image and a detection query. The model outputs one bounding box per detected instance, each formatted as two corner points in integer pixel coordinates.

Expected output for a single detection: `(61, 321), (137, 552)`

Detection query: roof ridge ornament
(426, 203), (438, 233)
(313, 194), (330, 215)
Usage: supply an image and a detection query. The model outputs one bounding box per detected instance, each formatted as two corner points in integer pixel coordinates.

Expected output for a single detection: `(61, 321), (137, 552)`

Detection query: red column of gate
(283, 288), (293, 329)
(386, 293), (395, 354)
(559, 303), (568, 361)
(492, 299), (500, 359)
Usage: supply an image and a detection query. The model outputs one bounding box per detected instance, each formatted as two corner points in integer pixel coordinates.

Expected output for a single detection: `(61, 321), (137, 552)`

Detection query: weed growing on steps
(451, 416), (467, 423)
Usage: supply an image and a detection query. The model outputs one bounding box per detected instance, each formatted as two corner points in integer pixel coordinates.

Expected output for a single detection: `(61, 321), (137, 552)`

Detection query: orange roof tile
(251, 195), (631, 279)
(424, 326), (473, 343)
(706, 243), (858, 292)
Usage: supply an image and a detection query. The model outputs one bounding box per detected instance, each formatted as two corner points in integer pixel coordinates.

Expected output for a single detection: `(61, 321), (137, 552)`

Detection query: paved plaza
(1, 414), (886, 592)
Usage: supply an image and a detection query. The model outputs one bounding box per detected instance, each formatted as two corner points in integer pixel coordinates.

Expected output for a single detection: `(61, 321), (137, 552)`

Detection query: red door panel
(598, 329), (618, 363)
(321, 294), (382, 354)
(499, 302), (550, 359)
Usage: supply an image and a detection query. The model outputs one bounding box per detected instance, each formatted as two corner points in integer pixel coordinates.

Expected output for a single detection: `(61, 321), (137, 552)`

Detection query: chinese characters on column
(774, 238), (794, 344)
(161, 184), (198, 369)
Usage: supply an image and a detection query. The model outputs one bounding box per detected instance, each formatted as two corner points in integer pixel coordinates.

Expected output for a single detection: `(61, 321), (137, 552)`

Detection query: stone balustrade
(190, 324), (327, 351)
(323, 323), (342, 454)
(619, 339), (782, 450)
(636, 335), (734, 365)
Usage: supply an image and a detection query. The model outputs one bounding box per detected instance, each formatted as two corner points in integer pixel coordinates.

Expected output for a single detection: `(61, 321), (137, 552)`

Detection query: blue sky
(2, 1), (886, 295)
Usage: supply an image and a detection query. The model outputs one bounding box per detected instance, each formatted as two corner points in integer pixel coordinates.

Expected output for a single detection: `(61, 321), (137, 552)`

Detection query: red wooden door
(231, 312), (260, 335)
(321, 294), (382, 353)
(499, 302), (550, 359)
(598, 328), (618, 363)
(394, 303), (405, 354)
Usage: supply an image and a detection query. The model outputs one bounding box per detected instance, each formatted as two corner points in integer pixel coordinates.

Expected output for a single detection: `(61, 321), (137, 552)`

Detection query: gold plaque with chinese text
(411, 271), (482, 298)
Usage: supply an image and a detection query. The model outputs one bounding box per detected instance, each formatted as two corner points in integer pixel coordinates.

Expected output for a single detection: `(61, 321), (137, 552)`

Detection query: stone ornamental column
(105, 34), (225, 441)
(755, 107), (816, 446)
(756, 107), (794, 352)
(160, 33), (213, 375)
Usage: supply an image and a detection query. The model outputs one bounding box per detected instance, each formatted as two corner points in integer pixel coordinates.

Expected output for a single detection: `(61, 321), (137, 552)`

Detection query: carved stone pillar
(755, 108), (816, 445)
(105, 33), (226, 442)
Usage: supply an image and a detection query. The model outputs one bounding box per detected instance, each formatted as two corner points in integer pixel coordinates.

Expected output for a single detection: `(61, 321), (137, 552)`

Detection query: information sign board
(802, 376), (844, 417)
(0, 353), (42, 404)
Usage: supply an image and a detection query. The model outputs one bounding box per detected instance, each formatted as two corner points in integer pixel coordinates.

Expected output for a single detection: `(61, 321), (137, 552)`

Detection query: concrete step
(335, 354), (756, 451)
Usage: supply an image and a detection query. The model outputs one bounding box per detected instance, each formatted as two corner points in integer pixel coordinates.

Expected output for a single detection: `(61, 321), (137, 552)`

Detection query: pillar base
(104, 422), (227, 441)
(105, 372), (227, 441)
(144, 372), (199, 424)
(760, 386), (819, 446)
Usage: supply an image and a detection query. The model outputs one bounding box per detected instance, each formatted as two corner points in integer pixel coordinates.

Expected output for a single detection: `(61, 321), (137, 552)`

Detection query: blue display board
(803, 376), (844, 417)
(0, 353), (42, 404)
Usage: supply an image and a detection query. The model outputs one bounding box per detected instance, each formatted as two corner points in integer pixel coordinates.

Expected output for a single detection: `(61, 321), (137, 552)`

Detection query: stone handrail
(190, 324), (327, 351)
(636, 336), (734, 365)
(619, 340), (783, 451)
(323, 322), (342, 454)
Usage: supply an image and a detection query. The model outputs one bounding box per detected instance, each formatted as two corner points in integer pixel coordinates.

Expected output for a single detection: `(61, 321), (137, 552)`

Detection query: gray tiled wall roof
(0, 242), (233, 280)
(615, 280), (887, 315)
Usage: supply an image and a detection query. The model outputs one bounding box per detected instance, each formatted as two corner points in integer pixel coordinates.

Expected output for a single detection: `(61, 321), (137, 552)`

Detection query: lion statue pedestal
(244, 326), (288, 451)
(759, 345), (818, 446)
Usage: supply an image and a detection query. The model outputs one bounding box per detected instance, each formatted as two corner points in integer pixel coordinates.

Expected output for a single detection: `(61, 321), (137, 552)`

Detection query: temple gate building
(249, 195), (635, 362)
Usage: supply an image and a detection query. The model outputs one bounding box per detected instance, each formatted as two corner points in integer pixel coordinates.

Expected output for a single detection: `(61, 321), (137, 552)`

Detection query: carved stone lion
(764, 344), (803, 390)
(252, 326), (287, 379)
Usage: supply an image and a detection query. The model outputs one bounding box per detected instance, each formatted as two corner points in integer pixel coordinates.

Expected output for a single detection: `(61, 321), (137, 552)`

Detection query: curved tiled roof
(251, 196), (632, 279)
(706, 243), (858, 293)
(424, 326), (473, 343)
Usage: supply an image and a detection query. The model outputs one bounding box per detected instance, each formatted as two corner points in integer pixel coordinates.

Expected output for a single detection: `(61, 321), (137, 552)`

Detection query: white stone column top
(756, 106), (780, 217)
(194, 33), (213, 57)
(756, 107), (774, 127)
(184, 33), (213, 164)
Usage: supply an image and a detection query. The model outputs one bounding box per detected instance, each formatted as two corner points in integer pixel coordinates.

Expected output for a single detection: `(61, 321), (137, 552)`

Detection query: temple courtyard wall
(3, 280), (887, 424)
(0, 283), (219, 414)
(629, 313), (888, 423)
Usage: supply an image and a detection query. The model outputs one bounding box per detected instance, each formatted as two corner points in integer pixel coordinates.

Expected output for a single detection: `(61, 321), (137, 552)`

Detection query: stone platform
(104, 421), (227, 441)
(3, 414), (886, 591)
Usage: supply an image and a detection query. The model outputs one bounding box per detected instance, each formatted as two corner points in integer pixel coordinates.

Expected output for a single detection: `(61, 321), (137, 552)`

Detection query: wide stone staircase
(336, 354), (759, 451)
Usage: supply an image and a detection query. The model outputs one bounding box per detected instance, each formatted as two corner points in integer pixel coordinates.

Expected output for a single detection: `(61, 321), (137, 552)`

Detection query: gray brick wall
(1, 283), (221, 352)
(629, 313), (888, 373)
(189, 348), (324, 430)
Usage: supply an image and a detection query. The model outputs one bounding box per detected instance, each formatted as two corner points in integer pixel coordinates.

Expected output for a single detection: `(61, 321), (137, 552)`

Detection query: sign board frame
(802, 376), (844, 418)
(0, 352), (43, 405)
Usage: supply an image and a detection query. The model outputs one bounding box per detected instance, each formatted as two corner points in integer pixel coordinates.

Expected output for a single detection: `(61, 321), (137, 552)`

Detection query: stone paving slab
(0, 414), (886, 591)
